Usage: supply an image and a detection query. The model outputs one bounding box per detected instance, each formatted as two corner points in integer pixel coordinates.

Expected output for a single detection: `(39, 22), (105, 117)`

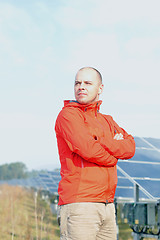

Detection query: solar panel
(48, 171), (61, 177)
(37, 171), (60, 193)
(117, 177), (134, 187)
(134, 137), (151, 149)
(38, 174), (50, 178)
(115, 188), (134, 198)
(132, 148), (160, 162)
(134, 180), (160, 199)
(46, 183), (57, 188)
(118, 161), (160, 178)
(48, 187), (58, 193)
(144, 137), (160, 149)
(0, 178), (42, 189)
(42, 178), (52, 183)
(116, 137), (160, 201)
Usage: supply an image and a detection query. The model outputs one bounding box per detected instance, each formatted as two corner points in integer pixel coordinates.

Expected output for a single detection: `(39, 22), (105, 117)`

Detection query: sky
(0, 0), (160, 170)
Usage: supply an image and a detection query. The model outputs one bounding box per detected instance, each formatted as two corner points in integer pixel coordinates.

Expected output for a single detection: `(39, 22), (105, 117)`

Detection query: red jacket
(55, 100), (135, 205)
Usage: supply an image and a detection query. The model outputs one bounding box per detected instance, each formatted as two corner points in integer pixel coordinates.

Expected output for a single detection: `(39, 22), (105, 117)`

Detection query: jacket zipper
(81, 159), (84, 168)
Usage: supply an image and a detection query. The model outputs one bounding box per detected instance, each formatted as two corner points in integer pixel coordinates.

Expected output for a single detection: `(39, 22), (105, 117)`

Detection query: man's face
(74, 69), (103, 104)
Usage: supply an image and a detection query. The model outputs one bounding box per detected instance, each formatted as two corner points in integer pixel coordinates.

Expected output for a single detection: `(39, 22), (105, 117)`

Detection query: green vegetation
(0, 182), (156, 240)
(118, 220), (156, 240)
(0, 162), (51, 180)
(117, 204), (133, 240)
(0, 162), (27, 180)
(117, 204), (156, 240)
(118, 220), (133, 240)
(0, 185), (60, 240)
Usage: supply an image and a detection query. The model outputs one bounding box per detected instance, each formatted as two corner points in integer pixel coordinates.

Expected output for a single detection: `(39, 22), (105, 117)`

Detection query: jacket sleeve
(100, 116), (135, 160)
(55, 108), (118, 167)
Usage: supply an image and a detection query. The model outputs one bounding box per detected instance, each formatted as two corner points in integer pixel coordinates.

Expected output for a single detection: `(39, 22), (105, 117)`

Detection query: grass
(0, 184), (60, 240)
(118, 220), (156, 240)
(117, 204), (157, 240)
(118, 221), (133, 240)
(0, 185), (157, 240)
(117, 204), (133, 240)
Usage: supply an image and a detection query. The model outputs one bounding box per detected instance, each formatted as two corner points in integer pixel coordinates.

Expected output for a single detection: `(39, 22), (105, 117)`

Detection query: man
(55, 67), (135, 240)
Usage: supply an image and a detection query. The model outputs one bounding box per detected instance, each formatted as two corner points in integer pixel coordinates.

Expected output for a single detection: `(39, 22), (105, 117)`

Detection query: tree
(0, 162), (28, 180)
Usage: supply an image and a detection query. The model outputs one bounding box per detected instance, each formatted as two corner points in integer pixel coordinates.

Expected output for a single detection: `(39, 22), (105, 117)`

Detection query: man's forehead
(77, 68), (97, 75)
(76, 68), (99, 79)
(75, 69), (102, 85)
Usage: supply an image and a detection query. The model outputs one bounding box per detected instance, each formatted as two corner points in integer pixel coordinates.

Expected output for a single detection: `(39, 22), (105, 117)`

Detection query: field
(0, 185), (60, 240)
(0, 184), (157, 240)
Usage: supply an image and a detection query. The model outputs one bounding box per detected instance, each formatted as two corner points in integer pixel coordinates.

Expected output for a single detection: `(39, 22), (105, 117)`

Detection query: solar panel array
(0, 177), (41, 188)
(37, 171), (61, 194)
(116, 137), (160, 200)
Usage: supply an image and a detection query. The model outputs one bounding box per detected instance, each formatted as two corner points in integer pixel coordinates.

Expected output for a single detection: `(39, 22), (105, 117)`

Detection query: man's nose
(79, 82), (85, 89)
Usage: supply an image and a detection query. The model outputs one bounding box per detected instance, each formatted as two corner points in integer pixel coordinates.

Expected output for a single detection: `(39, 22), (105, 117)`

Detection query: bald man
(55, 67), (135, 240)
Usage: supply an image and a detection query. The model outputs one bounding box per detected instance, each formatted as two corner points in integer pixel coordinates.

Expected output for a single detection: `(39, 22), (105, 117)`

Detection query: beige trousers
(59, 202), (117, 240)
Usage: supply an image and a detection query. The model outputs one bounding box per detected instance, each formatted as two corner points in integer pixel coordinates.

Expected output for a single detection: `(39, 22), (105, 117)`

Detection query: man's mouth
(78, 92), (87, 96)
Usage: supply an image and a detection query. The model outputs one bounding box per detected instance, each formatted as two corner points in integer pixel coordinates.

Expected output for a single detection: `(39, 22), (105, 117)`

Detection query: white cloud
(0, 112), (59, 170)
(65, 31), (160, 88)
(125, 37), (160, 57)
(0, 113), (48, 129)
(34, 1), (50, 14)
(118, 112), (160, 138)
(0, 3), (37, 32)
(54, 6), (86, 29)
(117, 58), (160, 87)
(0, 1), (58, 91)
(54, 0), (160, 30)
(91, 0), (160, 25)
(65, 32), (120, 74)
(0, 3), (38, 65)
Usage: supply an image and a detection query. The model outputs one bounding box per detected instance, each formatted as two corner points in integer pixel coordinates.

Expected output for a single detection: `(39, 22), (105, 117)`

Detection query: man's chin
(78, 101), (88, 105)
(76, 98), (88, 105)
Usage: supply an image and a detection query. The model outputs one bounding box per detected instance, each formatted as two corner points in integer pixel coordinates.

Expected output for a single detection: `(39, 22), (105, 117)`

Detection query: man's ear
(98, 84), (104, 95)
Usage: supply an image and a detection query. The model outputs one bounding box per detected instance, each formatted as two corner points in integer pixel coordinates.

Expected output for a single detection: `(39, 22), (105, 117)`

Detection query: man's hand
(114, 133), (124, 140)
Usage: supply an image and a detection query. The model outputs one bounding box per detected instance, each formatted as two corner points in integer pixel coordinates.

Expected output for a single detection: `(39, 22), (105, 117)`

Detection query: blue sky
(0, 0), (160, 170)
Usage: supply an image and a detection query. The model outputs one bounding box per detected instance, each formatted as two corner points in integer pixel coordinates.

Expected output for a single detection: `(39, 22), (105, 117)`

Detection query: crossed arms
(55, 108), (135, 167)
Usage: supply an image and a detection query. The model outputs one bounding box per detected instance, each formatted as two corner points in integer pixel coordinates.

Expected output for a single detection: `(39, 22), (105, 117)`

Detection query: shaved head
(74, 66), (104, 104)
(76, 67), (102, 85)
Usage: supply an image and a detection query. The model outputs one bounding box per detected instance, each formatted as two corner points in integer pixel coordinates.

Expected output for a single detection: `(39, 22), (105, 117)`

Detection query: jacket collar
(63, 100), (102, 112)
